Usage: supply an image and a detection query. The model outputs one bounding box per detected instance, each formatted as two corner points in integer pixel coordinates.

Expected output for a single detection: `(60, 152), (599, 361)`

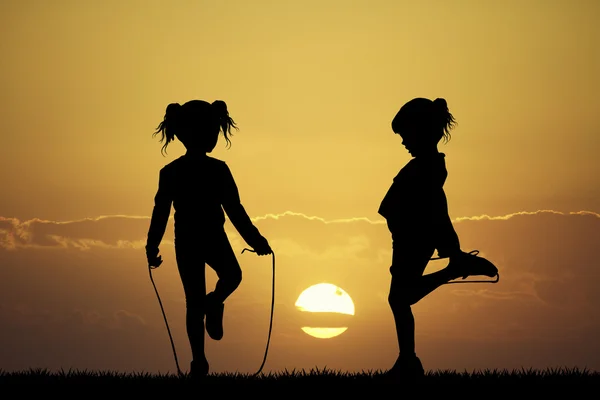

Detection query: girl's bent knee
(228, 268), (242, 289)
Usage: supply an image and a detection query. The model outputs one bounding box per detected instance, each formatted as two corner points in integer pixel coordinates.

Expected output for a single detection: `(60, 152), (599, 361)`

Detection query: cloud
(0, 211), (385, 250)
(454, 210), (600, 222)
(0, 209), (599, 373)
(0, 215), (156, 249)
(1, 209), (596, 249)
(253, 211), (383, 224)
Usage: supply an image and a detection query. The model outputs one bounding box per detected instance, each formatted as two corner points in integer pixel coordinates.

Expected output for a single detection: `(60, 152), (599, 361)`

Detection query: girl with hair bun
(379, 97), (498, 379)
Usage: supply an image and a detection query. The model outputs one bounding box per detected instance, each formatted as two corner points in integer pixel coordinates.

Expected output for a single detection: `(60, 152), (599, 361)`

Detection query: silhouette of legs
(175, 229), (242, 377)
(387, 243), (461, 379)
(204, 229), (242, 341)
(175, 239), (209, 377)
(391, 262), (460, 306)
(205, 229), (243, 303)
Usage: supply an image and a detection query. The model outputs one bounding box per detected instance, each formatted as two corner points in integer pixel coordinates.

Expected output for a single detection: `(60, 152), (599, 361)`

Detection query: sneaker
(205, 292), (224, 341)
(448, 250), (498, 280)
(386, 354), (425, 380)
(189, 358), (209, 380)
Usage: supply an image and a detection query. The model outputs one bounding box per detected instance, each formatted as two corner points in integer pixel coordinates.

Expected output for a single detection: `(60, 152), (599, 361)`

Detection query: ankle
(206, 291), (224, 305)
(190, 358), (209, 376)
(445, 258), (465, 279)
(444, 263), (459, 280)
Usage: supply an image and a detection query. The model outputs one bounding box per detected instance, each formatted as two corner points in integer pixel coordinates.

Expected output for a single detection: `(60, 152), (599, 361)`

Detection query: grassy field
(1, 366), (598, 389)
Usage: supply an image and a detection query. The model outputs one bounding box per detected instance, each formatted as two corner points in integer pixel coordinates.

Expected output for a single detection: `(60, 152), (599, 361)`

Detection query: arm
(146, 168), (173, 264)
(221, 163), (271, 253)
(429, 187), (461, 258)
(418, 161), (461, 258)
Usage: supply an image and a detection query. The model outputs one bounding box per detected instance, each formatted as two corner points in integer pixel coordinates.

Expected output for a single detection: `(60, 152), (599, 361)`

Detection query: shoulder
(205, 155), (227, 166)
(160, 156), (185, 173)
(205, 155), (230, 172)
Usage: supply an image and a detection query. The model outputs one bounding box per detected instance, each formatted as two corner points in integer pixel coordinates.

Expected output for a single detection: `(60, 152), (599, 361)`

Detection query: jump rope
(148, 247), (497, 377)
(148, 248), (275, 378)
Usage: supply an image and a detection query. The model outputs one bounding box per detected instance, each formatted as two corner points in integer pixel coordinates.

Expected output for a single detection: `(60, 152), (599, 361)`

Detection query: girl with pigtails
(145, 100), (272, 379)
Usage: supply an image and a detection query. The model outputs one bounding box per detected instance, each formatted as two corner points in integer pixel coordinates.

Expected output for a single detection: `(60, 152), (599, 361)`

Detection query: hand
(146, 245), (163, 268)
(148, 254), (163, 268)
(253, 236), (272, 256)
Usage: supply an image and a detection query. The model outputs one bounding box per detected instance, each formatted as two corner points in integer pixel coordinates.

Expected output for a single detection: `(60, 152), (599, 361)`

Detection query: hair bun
(211, 100), (229, 117)
(165, 102), (182, 118)
(433, 98), (448, 109)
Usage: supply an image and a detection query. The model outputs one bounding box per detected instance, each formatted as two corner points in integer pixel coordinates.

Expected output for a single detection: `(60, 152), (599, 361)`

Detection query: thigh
(204, 229), (242, 278)
(389, 241), (435, 282)
(175, 240), (207, 303)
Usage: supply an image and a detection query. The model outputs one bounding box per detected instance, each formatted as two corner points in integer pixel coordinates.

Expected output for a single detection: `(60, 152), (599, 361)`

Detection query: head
(153, 99), (238, 156)
(391, 97), (457, 156)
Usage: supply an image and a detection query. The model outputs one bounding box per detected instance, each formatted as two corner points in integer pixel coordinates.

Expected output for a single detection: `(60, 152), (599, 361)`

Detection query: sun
(295, 283), (355, 339)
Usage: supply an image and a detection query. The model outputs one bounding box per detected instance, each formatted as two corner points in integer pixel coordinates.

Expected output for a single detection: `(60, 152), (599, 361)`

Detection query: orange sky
(1, 0), (599, 374)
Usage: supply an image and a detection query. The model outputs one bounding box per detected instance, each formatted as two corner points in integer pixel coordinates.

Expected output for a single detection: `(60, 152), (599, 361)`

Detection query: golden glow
(1, 0), (599, 374)
(295, 283), (355, 339)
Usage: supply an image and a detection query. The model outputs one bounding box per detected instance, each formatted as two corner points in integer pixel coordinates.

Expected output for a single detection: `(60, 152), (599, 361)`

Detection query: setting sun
(295, 283), (355, 339)
(1, 0), (599, 379)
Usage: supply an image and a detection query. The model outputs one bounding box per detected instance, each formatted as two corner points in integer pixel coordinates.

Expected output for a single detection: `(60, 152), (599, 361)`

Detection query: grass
(1, 366), (598, 387)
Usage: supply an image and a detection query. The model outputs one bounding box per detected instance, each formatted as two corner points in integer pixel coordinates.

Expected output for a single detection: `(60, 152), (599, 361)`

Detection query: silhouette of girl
(145, 99), (272, 379)
(378, 97), (498, 379)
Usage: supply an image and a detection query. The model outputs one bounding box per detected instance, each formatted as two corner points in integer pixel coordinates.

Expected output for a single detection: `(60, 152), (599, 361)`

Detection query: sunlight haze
(1, 0), (599, 375)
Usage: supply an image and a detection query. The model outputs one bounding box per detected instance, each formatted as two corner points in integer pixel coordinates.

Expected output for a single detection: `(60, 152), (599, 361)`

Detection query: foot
(385, 354), (425, 380)
(205, 292), (224, 341)
(448, 250), (498, 280)
(189, 358), (209, 380)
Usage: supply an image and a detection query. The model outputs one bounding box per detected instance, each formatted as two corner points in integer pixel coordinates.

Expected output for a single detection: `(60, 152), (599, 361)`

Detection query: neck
(414, 147), (439, 158)
(185, 148), (207, 156)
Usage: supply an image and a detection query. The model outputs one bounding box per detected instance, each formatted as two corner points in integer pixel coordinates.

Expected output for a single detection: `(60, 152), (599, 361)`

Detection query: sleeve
(220, 163), (265, 248)
(146, 168), (173, 254)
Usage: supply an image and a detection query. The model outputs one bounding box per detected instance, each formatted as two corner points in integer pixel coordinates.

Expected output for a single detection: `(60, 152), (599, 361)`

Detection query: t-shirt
(146, 154), (262, 250)
(378, 152), (460, 257)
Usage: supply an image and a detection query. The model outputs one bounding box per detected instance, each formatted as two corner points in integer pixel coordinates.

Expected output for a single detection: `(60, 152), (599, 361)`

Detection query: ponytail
(153, 99), (239, 155)
(211, 100), (238, 148)
(153, 103), (182, 156)
(432, 98), (457, 143)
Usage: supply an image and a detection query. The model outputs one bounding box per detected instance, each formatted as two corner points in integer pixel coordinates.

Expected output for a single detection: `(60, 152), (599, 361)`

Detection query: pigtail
(211, 100), (238, 148)
(153, 103), (182, 156)
(432, 98), (457, 143)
